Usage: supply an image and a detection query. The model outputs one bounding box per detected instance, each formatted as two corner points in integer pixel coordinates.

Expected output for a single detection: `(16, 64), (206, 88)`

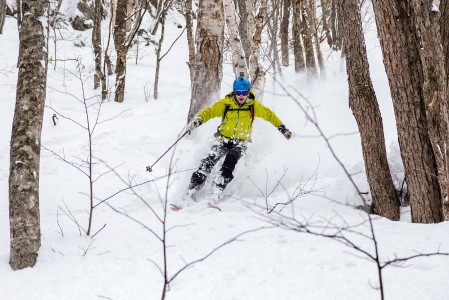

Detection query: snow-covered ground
(1, 7), (449, 300)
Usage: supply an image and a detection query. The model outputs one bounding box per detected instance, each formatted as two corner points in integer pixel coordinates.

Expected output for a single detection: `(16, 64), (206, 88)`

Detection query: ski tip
(169, 204), (182, 212)
(207, 203), (222, 211)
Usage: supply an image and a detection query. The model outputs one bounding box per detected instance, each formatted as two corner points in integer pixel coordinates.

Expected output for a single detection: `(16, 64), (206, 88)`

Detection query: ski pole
(146, 130), (190, 172)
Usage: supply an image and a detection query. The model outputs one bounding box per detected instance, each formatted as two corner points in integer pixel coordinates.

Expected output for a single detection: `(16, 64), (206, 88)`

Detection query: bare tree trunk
(153, 13), (165, 100)
(311, 0), (325, 78)
(114, 0), (129, 102)
(268, 1), (281, 76)
(441, 0), (449, 219)
(321, 0), (333, 48)
(441, 0), (449, 77)
(126, 0), (133, 31)
(16, 0), (21, 29)
(293, 0), (305, 72)
(301, 0), (318, 79)
(223, 0), (247, 77)
(371, 0), (444, 223)
(236, 0), (251, 66)
(188, 0), (224, 121)
(280, 0), (291, 67)
(330, 0), (339, 49)
(9, 0), (49, 270)
(340, 0), (400, 220)
(409, 0), (449, 220)
(93, 0), (105, 93)
(249, 0), (268, 97)
(0, 0), (5, 34)
(183, 0), (195, 86)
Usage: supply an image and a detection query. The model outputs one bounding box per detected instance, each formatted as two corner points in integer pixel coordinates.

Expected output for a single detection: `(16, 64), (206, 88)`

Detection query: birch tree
(223, 0), (247, 77)
(92, 0), (106, 97)
(188, 0), (224, 121)
(236, 0), (252, 66)
(249, 0), (268, 97)
(114, 0), (129, 102)
(9, 0), (49, 270)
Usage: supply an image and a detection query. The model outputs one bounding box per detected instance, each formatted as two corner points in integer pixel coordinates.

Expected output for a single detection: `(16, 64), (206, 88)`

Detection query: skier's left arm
(254, 100), (292, 140)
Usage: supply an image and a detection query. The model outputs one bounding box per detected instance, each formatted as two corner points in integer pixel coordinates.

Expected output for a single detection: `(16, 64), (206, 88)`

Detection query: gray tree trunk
(301, 0), (318, 79)
(280, 0), (291, 67)
(9, 0), (49, 270)
(371, 0), (444, 223)
(311, 0), (325, 78)
(441, 0), (449, 77)
(330, 0), (339, 49)
(249, 0), (268, 97)
(236, 0), (251, 66)
(292, 0), (305, 72)
(0, 0), (5, 34)
(114, 0), (128, 102)
(409, 0), (449, 221)
(321, 0), (333, 48)
(183, 0), (195, 88)
(188, 0), (224, 121)
(340, 0), (400, 220)
(92, 0), (105, 95)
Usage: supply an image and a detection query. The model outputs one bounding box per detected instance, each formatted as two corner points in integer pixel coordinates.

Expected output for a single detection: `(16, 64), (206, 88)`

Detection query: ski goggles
(235, 90), (250, 96)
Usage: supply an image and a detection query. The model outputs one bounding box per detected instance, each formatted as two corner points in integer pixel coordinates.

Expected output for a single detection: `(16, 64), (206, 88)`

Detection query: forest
(1, 0), (449, 299)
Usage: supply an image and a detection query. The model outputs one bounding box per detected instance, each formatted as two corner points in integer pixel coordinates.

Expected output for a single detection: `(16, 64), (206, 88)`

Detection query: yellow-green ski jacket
(197, 91), (283, 141)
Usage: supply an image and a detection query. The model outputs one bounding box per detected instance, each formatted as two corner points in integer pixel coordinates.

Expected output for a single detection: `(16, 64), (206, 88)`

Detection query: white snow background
(1, 4), (449, 300)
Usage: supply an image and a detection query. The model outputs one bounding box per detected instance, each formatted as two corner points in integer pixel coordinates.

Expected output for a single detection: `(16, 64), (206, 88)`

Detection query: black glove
(188, 117), (203, 131)
(193, 117), (203, 127)
(278, 124), (292, 140)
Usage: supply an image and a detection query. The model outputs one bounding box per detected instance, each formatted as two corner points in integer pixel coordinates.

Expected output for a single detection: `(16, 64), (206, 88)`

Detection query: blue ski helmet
(233, 77), (251, 91)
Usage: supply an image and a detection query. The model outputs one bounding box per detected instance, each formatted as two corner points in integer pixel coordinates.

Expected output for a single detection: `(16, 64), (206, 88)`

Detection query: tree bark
(9, 0), (49, 270)
(93, 0), (105, 94)
(223, 0), (247, 77)
(280, 0), (291, 67)
(441, 0), (449, 77)
(153, 13), (165, 100)
(114, 0), (129, 102)
(321, 0), (333, 48)
(0, 0), (5, 34)
(340, 0), (400, 220)
(236, 0), (251, 66)
(311, 0), (325, 78)
(292, 0), (305, 72)
(301, 0), (318, 79)
(330, 0), (338, 49)
(371, 0), (444, 223)
(183, 0), (195, 87)
(188, 0), (224, 121)
(249, 0), (268, 97)
(409, 0), (449, 220)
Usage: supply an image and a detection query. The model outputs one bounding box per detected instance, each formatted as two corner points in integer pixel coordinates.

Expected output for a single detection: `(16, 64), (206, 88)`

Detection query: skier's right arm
(196, 99), (226, 124)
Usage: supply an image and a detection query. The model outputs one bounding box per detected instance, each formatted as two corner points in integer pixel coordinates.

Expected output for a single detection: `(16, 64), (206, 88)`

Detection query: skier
(170, 76), (292, 211)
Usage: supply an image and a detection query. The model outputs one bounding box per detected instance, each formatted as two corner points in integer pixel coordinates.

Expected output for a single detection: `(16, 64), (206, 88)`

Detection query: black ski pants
(189, 139), (247, 191)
